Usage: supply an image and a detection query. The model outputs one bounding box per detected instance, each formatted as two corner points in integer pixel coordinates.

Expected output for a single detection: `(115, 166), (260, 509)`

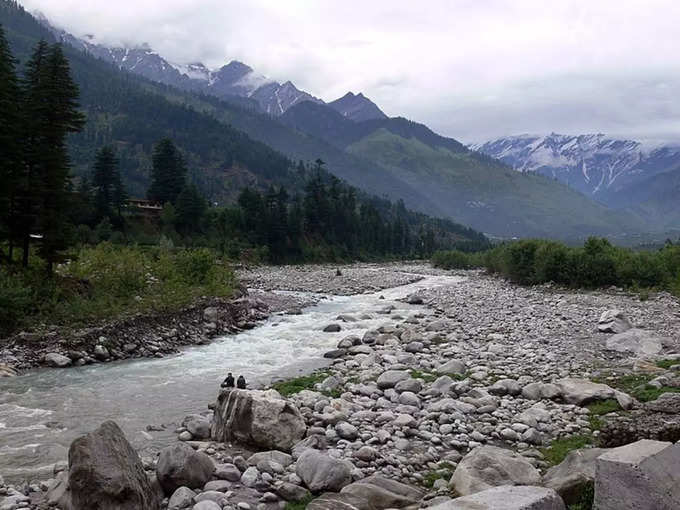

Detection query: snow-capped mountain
(36, 13), (361, 117)
(328, 92), (387, 121)
(473, 134), (680, 201)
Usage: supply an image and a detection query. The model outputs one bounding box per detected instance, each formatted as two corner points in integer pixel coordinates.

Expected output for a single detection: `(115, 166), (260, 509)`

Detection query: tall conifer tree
(147, 139), (186, 204)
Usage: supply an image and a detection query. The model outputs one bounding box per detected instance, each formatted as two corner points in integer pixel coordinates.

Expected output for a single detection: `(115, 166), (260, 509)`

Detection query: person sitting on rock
(221, 372), (235, 388)
(237, 375), (247, 389)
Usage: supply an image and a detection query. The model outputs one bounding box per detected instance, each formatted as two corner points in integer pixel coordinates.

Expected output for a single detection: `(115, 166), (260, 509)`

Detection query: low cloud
(21, 0), (680, 143)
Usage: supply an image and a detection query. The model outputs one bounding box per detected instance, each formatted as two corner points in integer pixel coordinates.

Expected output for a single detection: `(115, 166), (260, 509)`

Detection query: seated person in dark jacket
(221, 372), (235, 388)
(237, 375), (247, 389)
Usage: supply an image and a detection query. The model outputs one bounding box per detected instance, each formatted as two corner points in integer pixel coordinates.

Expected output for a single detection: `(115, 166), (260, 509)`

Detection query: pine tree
(0, 25), (21, 262)
(21, 42), (85, 273)
(175, 183), (206, 235)
(92, 146), (118, 223)
(147, 139), (186, 204)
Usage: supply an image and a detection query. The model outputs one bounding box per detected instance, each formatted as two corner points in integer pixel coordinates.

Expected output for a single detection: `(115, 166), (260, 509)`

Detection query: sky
(20, 0), (680, 144)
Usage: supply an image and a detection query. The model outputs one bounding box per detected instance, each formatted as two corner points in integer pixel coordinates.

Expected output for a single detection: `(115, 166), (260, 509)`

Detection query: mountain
(328, 92), (387, 121)
(15, 4), (651, 239)
(473, 133), (680, 201)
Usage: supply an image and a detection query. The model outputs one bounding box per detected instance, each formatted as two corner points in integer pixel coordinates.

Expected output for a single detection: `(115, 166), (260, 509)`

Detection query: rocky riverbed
(3, 263), (680, 509)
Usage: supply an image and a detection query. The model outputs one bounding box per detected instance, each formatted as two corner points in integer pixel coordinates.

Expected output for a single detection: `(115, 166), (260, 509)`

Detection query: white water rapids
(0, 274), (462, 483)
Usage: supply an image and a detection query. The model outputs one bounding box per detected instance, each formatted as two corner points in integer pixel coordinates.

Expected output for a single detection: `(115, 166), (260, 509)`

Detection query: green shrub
(432, 250), (475, 269)
(534, 241), (573, 284)
(0, 270), (33, 335)
(503, 239), (543, 284)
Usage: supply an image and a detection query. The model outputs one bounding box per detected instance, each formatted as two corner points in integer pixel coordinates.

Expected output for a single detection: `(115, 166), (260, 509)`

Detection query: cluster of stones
(0, 296), (271, 374)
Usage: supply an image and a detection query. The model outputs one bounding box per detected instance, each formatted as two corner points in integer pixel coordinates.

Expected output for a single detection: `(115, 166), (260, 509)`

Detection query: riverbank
(3, 263), (680, 509)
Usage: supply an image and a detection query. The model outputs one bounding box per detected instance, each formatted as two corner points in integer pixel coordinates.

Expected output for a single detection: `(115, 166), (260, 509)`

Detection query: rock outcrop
(211, 388), (306, 451)
(594, 439), (680, 510)
(543, 448), (609, 504)
(429, 486), (566, 509)
(65, 420), (161, 510)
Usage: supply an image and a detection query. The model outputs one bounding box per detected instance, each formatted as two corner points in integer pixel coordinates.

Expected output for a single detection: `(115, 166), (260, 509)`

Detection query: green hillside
(346, 129), (646, 238)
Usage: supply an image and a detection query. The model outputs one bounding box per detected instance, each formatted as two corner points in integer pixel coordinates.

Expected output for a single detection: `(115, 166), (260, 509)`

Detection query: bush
(0, 270), (33, 335)
(432, 250), (475, 269)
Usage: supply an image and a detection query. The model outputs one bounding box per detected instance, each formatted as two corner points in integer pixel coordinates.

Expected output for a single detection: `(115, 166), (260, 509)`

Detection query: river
(0, 274), (461, 483)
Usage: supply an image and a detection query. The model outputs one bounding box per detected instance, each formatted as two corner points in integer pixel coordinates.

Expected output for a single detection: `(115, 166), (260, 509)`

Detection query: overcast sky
(20, 0), (680, 144)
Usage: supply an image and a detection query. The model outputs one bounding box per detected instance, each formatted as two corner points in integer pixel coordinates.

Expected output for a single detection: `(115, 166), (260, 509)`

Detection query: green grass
(422, 462), (455, 488)
(0, 243), (236, 336)
(586, 399), (622, 431)
(593, 373), (680, 402)
(540, 435), (593, 466)
(656, 359), (679, 370)
(284, 495), (315, 510)
(633, 386), (680, 402)
(271, 371), (343, 398)
(409, 369), (438, 383)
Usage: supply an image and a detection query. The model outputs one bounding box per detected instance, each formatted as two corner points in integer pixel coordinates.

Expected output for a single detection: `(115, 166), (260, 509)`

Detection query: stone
(45, 352), (72, 368)
(323, 324), (342, 332)
(598, 310), (632, 334)
(292, 435), (327, 460)
(488, 378), (521, 396)
(192, 502), (221, 510)
(335, 421), (359, 440)
(521, 382), (561, 401)
(203, 480), (232, 492)
(168, 487), (196, 510)
(45, 470), (70, 508)
(405, 341), (424, 353)
(594, 439), (680, 510)
(340, 475), (425, 509)
(186, 417), (211, 440)
(93, 345), (109, 361)
(554, 378), (620, 406)
(214, 463), (241, 481)
(376, 370), (410, 389)
(241, 466), (259, 487)
(450, 445), (541, 496)
(307, 492), (369, 510)
(194, 490), (228, 504)
(406, 294), (423, 305)
(646, 392), (680, 414)
(248, 451), (293, 467)
(605, 328), (665, 357)
(295, 450), (352, 492)
(436, 359), (466, 375)
(275, 481), (311, 502)
(395, 378), (423, 393)
(66, 420), (161, 509)
(428, 485), (566, 509)
(211, 389), (306, 452)
(324, 349), (346, 359)
(156, 443), (215, 494)
(543, 448), (609, 505)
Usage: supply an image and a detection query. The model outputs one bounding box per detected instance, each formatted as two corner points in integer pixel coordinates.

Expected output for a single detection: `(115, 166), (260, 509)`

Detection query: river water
(0, 274), (461, 483)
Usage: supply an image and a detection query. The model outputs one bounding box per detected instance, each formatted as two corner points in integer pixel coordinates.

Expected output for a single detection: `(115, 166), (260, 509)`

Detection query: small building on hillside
(125, 199), (163, 219)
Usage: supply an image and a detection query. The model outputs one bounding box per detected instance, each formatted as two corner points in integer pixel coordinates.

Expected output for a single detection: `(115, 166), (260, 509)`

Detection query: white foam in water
(0, 274), (463, 482)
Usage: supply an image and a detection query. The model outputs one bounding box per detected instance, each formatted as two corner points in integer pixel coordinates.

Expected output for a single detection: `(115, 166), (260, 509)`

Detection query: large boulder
(598, 310), (632, 334)
(340, 475), (425, 508)
(429, 486), (566, 509)
(376, 370), (410, 389)
(543, 448), (609, 504)
(65, 420), (161, 510)
(296, 450), (352, 492)
(449, 446), (541, 496)
(156, 443), (215, 495)
(211, 388), (306, 452)
(45, 352), (72, 368)
(554, 378), (628, 406)
(307, 493), (370, 510)
(595, 439), (680, 510)
(605, 328), (666, 357)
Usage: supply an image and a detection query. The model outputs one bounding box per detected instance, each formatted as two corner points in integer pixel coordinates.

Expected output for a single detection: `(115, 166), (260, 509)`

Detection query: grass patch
(409, 369), (438, 383)
(656, 359), (679, 370)
(586, 399), (621, 416)
(594, 373), (680, 402)
(422, 462), (455, 488)
(566, 481), (594, 510)
(285, 494), (315, 510)
(271, 371), (343, 398)
(540, 435), (593, 466)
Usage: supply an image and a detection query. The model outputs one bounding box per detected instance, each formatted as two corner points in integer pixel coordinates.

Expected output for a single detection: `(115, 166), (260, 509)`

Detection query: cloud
(19, 0), (680, 143)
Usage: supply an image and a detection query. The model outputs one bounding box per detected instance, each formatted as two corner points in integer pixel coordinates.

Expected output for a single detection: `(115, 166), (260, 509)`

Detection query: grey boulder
(429, 485), (566, 509)
(211, 388), (306, 452)
(66, 420), (161, 510)
(340, 474), (425, 508)
(45, 352), (72, 368)
(156, 443), (215, 494)
(376, 370), (410, 389)
(450, 446), (541, 496)
(543, 448), (609, 504)
(598, 309), (632, 334)
(296, 450), (352, 492)
(605, 328), (666, 357)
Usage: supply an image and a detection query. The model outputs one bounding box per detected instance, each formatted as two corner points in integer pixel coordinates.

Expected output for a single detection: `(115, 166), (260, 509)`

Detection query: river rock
(275, 481), (311, 502)
(307, 492), (369, 510)
(296, 450), (352, 492)
(0, 363), (18, 377)
(211, 389), (306, 451)
(429, 486), (566, 509)
(168, 486), (196, 510)
(340, 474), (425, 508)
(450, 446), (541, 496)
(605, 328), (665, 357)
(323, 324), (342, 332)
(192, 502), (221, 510)
(377, 370), (410, 389)
(185, 416), (211, 440)
(156, 443), (215, 494)
(436, 359), (466, 375)
(66, 420), (161, 509)
(594, 439), (680, 510)
(45, 352), (72, 368)
(543, 448), (609, 504)
(598, 310), (632, 334)
(554, 378), (620, 406)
